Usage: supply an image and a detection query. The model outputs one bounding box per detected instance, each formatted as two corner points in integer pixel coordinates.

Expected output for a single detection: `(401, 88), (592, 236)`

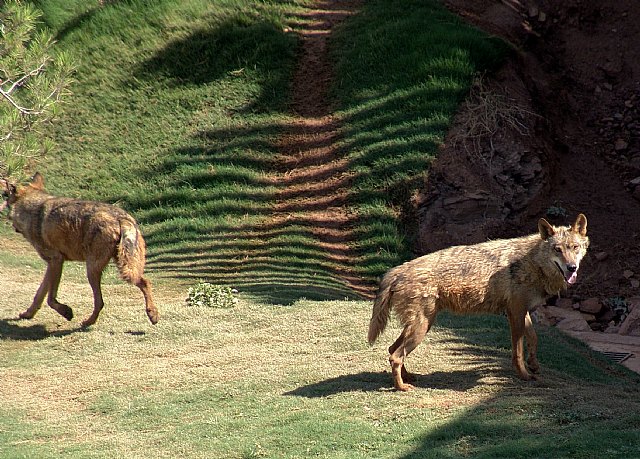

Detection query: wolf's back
(116, 218), (146, 284)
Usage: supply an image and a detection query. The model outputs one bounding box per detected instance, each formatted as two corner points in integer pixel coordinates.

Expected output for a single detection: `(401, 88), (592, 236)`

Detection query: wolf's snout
(566, 264), (577, 273)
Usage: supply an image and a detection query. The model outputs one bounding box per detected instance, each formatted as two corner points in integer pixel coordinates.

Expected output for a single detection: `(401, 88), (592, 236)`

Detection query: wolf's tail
(116, 218), (159, 325)
(116, 219), (146, 284)
(367, 271), (395, 345)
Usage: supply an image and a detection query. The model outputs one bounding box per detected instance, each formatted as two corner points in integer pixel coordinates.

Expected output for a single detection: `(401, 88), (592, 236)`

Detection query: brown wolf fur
(368, 214), (589, 391)
(0, 173), (158, 327)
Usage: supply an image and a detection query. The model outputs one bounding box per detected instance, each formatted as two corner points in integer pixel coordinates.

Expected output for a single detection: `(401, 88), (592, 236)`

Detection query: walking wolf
(1, 173), (158, 327)
(368, 214), (589, 391)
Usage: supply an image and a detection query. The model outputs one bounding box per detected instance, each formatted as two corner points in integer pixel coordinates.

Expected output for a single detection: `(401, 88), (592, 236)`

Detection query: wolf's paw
(51, 303), (73, 321)
(146, 308), (159, 325)
(18, 310), (36, 320)
(528, 359), (541, 373)
(394, 383), (416, 392)
(81, 316), (98, 327)
(518, 372), (537, 382)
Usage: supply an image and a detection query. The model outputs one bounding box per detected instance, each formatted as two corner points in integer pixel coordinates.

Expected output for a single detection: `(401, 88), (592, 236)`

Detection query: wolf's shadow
(0, 318), (83, 340)
(284, 369), (487, 397)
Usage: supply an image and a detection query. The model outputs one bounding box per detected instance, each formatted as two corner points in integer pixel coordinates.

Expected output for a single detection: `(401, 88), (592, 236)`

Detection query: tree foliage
(0, 0), (74, 180)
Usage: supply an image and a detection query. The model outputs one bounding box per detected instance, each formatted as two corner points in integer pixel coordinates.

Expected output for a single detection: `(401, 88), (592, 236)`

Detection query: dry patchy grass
(2, 226), (640, 458)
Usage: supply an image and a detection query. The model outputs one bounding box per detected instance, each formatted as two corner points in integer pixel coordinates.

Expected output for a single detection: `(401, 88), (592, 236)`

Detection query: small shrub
(186, 282), (237, 308)
(605, 297), (629, 324)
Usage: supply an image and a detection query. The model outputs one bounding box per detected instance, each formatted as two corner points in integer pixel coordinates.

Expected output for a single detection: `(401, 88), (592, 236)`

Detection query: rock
(538, 11), (547, 22)
(556, 317), (591, 332)
(630, 176), (640, 186)
(543, 305), (585, 321)
(528, 5), (539, 17)
(580, 313), (596, 322)
(619, 303), (640, 335)
(627, 297), (640, 312)
(632, 279), (640, 289)
(594, 251), (609, 261)
(615, 138), (629, 151)
(623, 269), (635, 279)
(605, 324), (621, 334)
(578, 298), (602, 314)
(555, 298), (574, 309)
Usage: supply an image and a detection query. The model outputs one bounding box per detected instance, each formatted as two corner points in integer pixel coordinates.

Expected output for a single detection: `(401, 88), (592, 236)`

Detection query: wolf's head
(538, 213), (589, 285)
(0, 172), (46, 214)
(0, 179), (16, 214)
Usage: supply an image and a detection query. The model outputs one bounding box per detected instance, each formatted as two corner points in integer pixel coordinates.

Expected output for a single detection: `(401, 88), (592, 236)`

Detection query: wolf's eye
(554, 247), (562, 253)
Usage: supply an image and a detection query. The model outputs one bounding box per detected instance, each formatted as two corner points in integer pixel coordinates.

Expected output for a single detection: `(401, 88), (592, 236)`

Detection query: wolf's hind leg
(524, 312), (540, 373)
(389, 302), (435, 391)
(136, 276), (158, 325)
(388, 331), (416, 383)
(82, 260), (109, 327)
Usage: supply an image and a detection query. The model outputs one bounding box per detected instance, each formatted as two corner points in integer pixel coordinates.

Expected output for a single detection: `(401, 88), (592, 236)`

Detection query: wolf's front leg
(82, 262), (105, 327)
(19, 270), (50, 320)
(45, 259), (73, 321)
(524, 312), (540, 373)
(507, 309), (535, 381)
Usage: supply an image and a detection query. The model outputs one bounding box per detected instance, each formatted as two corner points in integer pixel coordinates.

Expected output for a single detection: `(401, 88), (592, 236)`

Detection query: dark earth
(280, 0), (640, 329)
(420, 0), (640, 328)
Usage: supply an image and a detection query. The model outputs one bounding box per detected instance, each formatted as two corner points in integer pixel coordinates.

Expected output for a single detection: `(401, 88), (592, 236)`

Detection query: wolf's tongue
(566, 271), (577, 285)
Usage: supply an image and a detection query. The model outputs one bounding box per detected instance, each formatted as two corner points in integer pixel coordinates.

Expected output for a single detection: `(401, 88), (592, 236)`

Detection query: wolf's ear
(538, 218), (555, 240)
(0, 179), (16, 195)
(30, 172), (45, 190)
(572, 213), (587, 236)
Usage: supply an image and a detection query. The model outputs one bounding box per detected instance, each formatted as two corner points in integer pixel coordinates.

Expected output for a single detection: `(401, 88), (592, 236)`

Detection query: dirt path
(269, 0), (375, 298)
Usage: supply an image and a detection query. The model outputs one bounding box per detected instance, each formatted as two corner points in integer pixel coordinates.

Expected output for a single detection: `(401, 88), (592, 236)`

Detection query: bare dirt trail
(269, 0), (375, 298)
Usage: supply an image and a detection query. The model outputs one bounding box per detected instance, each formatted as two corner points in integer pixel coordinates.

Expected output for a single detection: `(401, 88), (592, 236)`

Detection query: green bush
(186, 282), (237, 308)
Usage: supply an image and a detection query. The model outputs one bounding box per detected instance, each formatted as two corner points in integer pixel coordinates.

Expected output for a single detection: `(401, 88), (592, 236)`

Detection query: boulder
(555, 298), (574, 309)
(556, 317), (591, 332)
(619, 303), (640, 335)
(579, 298), (602, 314)
(541, 305), (585, 322)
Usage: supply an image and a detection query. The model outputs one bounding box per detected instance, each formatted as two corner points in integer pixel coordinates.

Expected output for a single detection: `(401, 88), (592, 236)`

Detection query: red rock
(579, 298), (602, 314)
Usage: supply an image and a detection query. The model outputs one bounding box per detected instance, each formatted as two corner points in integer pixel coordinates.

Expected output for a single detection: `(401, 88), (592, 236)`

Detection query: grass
(0, 243), (639, 458)
(4, 0), (637, 458)
(19, 0), (510, 301)
(330, 0), (509, 274)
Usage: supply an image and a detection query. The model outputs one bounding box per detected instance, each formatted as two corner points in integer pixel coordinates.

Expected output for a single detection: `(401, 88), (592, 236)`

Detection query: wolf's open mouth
(554, 261), (577, 284)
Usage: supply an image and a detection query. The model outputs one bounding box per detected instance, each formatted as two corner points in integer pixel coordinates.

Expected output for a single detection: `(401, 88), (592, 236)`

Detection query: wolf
(368, 214), (589, 391)
(0, 173), (158, 327)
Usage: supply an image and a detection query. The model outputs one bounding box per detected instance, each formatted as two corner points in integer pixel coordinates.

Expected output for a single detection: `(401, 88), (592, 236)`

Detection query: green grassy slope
(19, 0), (508, 303)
